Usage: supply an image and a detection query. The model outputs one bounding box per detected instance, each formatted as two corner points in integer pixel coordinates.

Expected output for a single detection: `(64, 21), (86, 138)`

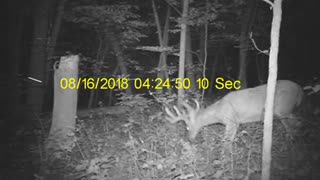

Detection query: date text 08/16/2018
(59, 77), (242, 91)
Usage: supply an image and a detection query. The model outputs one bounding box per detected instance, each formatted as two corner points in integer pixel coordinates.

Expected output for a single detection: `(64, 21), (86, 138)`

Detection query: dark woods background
(2, 0), (319, 126)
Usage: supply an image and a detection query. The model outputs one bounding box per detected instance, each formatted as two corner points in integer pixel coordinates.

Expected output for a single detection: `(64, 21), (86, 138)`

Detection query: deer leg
(278, 116), (301, 140)
(224, 122), (239, 142)
(222, 122), (239, 153)
(221, 123), (239, 177)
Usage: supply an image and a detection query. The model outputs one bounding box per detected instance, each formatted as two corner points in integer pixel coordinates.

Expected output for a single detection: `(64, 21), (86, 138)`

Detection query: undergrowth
(33, 93), (320, 180)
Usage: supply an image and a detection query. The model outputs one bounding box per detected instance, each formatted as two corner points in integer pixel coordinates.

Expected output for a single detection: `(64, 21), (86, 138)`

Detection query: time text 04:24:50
(59, 77), (211, 90)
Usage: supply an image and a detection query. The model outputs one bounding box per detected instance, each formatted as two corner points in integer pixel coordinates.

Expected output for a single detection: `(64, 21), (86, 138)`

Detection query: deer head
(165, 100), (202, 139)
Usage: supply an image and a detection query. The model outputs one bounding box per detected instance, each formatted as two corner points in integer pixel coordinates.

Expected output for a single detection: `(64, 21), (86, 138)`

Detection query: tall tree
(47, 0), (67, 60)
(27, 0), (51, 118)
(7, 0), (28, 120)
(238, 0), (258, 88)
(185, 27), (196, 92)
(177, 0), (189, 104)
(44, 55), (79, 179)
(44, 0), (67, 111)
(261, 0), (283, 179)
(151, 1), (170, 86)
(107, 29), (132, 95)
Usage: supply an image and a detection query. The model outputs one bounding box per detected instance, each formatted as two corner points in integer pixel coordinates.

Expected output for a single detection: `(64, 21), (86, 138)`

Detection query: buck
(165, 80), (304, 142)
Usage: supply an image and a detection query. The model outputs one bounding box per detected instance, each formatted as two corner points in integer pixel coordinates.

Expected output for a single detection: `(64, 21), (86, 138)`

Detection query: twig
(262, 0), (274, 8)
(163, 0), (182, 16)
(141, 148), (164, 158)
(249, 32), (269, 55)
(76, 141), (86, 160)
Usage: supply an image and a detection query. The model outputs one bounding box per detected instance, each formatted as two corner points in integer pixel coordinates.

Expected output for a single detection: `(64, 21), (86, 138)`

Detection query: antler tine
(181, 99), (200, 113)
(180, 101), (194, 112)
(164, 99), (200, 124)
(192, 99), (200, 111)
(165, 106), (187, 123)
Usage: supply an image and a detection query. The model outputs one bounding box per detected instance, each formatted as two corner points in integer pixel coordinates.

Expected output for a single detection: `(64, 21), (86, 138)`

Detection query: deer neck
(187, 98), (237, 140)
(196, 100), (229, 127)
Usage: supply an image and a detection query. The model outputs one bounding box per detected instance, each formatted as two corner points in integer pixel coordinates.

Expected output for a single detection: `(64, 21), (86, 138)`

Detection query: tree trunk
(255, 53), (267, 84)
(88, 36), (108, 108)
(107, 31), (132, 95)
(152, 1), (170, 92)
(108, 65), (119, 106)
(44, 0), (67, 112)
(185, 27), (196, 92)
(8, 4), (25, 120)
(27, 0), (50, 117)
(178, 0), (189, 104)
(47, 0), (66, 60)
(48, 55), (79, 145)
(88, 89), (96, 108)
(262, 0), (282, 179)
(208, 48), (220, 96)
(238, 0), (257, 88)
(159, 6), (170, 81)
(198, 26), (205, 65)
(200, 0), (209, 99)
(44, 55), (79, 179)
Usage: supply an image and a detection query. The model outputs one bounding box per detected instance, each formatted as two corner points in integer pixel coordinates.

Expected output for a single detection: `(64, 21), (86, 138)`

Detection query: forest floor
(1, 100), (320, 180)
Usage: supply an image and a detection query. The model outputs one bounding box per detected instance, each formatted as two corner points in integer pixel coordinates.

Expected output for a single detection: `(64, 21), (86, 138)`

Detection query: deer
(165, 80), (304, 143)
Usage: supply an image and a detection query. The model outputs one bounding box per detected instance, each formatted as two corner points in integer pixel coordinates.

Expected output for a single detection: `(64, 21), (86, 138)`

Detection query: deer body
(165, 80), (304, 141)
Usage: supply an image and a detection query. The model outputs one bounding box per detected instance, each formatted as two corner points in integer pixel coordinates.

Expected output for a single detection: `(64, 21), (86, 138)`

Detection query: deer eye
(186, 126), (190, 131)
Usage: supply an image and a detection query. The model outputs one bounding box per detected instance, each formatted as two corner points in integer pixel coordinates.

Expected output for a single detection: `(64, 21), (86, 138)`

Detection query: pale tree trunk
(27, 0), (50, 118)
(198, 0), (210, 66)
(200, 0), (209, 99)
(261, 0), (282, 179)
(185, 27), (196, 92)
(152, 0), (170, 92)
(44, 55), (79, 179)
(238, 0), (257, 88)
(178, 0), (189, 105)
